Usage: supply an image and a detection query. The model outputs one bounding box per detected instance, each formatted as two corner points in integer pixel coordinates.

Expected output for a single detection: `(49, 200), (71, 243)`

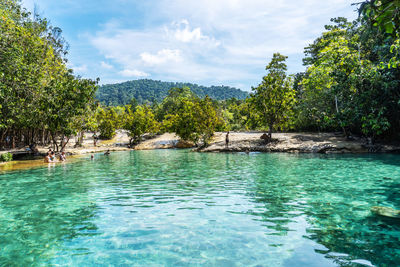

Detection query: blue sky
(21, 0), (358, 91)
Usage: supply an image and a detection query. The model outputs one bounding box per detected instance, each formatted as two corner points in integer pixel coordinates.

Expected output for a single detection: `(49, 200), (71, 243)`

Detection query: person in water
(225, 131), (230, 148)
(50, 151), (56, 162)
(59, 151), (66, 161)
(104, 149), (110, 155)
(44, 151), (53, 163)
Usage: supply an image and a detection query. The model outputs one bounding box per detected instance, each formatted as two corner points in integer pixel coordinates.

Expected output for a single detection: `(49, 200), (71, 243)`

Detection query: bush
(0, 152), (13, 162)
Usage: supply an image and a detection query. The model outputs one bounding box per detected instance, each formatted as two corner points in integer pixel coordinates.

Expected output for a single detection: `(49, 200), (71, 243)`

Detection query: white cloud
(100, 61), (113, 69)
(173, 20), (203, 43)
(119, 69), (149, 77)
(67, 63), (87, 73)
(89, 0), (358, 90)
(140, 49), (182, 65)
(168, 19), (220, 47)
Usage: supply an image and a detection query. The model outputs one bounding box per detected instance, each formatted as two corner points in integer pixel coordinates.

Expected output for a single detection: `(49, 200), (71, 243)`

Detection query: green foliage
(155, 87), (196, 122)
(96, 79), (248, 106)
(96, 107), (122, 139)
(2, 0), (400, 149)
(359, 0), (400, 35)
(0, 1), (98, 150)
(359, 1), (400, 68)
(361, 109), (390, 138)
(250, 53), (296, 139)
(162, 88), (223, 146)
(124, 105), (159, 145)
(0, 152), (12, 162)
(295, 16), (400, 140)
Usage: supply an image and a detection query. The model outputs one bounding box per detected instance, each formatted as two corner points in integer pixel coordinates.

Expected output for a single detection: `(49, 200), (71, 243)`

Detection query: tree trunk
(0, 130), (6, 149)
(31, 128), (35, 144)
(59, 134), (65, 151)
(11, 129), (15, 149)
(41, 129), (45, 146)
(60, 136), (70, 152)
(75, 131), (84, 147)
(80, 131), (84, 146)
(268, 123), (273, 140)
(51, 132), (59, 152)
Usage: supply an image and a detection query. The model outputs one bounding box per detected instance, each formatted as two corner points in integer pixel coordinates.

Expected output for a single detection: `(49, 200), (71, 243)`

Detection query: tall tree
(124, 105), (159, 146)
(250, 53), (296, 140)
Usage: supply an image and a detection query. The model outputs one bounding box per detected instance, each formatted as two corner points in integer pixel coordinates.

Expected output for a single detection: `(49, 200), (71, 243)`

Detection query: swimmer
(44, 152), (52, 163)
(59, 151), (66, 161)
(50, 151), (56, 162)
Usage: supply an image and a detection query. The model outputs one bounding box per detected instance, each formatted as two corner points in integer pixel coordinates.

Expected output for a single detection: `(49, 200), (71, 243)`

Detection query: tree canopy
(2, 0), (400, 151)
(250, 53), (295, 140)
(0, 0), (98, 150)
(96, 79), (248, 106)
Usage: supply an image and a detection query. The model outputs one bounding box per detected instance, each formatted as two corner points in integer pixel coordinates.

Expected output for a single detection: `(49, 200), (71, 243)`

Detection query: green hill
(96, 79), (248, 105)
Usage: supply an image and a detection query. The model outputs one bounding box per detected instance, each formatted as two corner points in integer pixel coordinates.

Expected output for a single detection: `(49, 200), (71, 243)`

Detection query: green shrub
(0, 152), (13, 162)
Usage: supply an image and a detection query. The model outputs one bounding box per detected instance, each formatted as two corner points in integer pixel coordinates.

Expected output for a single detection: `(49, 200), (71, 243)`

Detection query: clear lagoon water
(1, 150), (400, 266)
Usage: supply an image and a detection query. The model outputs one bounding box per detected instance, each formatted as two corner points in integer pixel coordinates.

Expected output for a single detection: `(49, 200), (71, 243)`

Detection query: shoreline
(2, 131), (400, 172)
(0, 149), (129, 173)
(136, 132), (400, 154)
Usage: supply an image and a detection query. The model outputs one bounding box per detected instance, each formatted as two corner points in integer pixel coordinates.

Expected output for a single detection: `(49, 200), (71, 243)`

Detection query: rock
(260, 133), (269, 140)
(176, 140), (194, 148)
(371, 206), (400, 218)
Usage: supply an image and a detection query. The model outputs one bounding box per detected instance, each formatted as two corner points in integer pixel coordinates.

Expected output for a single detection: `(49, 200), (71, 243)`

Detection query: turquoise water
(1, 150), (400, 266)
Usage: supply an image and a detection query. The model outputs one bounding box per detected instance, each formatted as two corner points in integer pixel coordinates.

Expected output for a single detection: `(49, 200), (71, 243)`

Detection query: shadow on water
(207, 152), (400, 266)
(246, 154), (306, 236)
(280, 153), (400, 267)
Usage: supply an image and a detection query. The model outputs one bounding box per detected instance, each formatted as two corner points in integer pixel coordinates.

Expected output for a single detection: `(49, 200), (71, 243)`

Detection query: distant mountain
(96, 79), (248, 106)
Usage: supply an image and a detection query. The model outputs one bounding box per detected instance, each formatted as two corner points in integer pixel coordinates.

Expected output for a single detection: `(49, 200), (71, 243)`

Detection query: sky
(21, 0), (358, 91)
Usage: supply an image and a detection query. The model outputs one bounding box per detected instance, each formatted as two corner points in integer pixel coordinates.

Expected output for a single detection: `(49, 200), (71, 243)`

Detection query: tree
(359, 1), (400, 68)
(194, 96), (224, 145)
(358, 0), (400, 35)
(44, 74), (98, 151)
(157, 86), (195, 121)
(96, 79), (248, 106)
(96, 107), (120, 139)
(0, 1), (99, 150)
(124, 105), (159, 146)
(161, 87), (223, 146)
(250, 53), (296, 140)
(298, 17), (400, 140)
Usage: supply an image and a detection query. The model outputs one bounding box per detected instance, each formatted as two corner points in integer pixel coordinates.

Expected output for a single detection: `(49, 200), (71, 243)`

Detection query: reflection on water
(0, 150), (399, 266)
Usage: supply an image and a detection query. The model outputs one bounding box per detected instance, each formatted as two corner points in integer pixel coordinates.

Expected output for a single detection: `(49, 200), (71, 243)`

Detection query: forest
(1, 0), (399, 153)
(97, 79), (248, 106)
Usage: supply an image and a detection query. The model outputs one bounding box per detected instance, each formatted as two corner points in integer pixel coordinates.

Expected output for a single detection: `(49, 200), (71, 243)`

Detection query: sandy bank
(134, 132), (400, 154)
(134, 133), (193, 150)
(2, 131), (399, 173)
(201, 132), (400, 153)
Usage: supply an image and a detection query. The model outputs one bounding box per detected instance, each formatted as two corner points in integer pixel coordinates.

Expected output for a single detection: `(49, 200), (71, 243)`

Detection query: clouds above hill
(23, 0), (358, 89)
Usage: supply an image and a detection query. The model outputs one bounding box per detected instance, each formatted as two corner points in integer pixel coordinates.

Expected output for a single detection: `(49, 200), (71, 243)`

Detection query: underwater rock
(371, 206), (400, 218)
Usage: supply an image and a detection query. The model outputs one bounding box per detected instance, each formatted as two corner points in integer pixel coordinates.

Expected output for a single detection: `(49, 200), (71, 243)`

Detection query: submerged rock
(371, 206), (400, 218)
